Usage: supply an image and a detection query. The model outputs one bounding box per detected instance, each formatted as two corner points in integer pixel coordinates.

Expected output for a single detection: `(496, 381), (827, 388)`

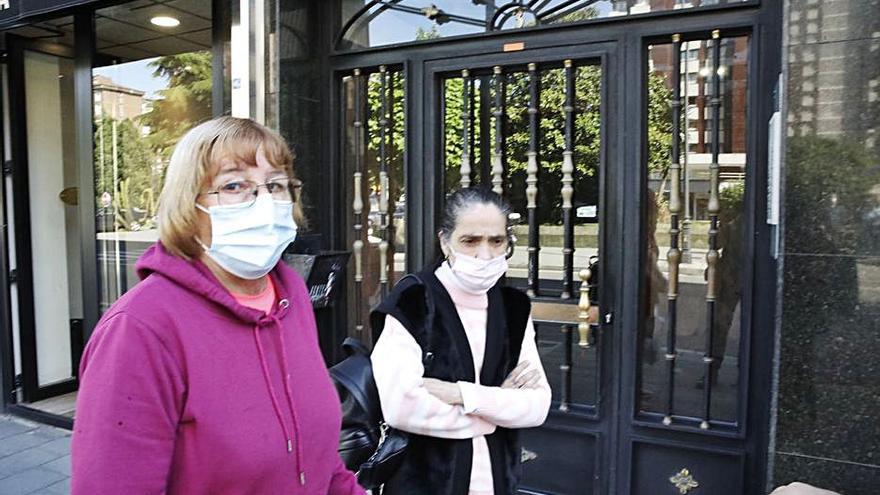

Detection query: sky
(361, 1), (619, 47)
(93, 58), (169, 99)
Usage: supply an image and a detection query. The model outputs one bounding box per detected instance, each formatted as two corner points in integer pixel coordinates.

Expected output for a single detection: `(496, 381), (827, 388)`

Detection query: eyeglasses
(200, 177), (302, 206)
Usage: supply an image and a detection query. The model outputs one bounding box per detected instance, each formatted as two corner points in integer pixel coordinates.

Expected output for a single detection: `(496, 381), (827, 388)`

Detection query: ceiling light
(150, 16), (180, 28)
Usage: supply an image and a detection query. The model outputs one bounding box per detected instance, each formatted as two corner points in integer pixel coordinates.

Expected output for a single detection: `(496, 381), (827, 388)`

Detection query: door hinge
(8, 269), (17, 284)
(13, 373), (21, 388)
(604, 312), (613, 324)
(2, 160), (12, 175)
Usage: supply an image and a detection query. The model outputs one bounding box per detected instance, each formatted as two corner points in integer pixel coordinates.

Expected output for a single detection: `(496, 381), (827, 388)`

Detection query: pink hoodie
(71, 243), (364, 494)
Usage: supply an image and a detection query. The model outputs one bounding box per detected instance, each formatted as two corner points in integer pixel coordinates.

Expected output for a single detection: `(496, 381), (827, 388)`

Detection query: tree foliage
(435, 65), (672, 223)
(96, 50), (213, 231)
(140, 50), (213, 160)
(361, 63), (673, 224)
(94, 116), (158, 230)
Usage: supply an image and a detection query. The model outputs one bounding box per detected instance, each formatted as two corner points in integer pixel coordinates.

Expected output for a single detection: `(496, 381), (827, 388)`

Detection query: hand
(423, 378), (463, 406)
(501, 361), (542, 390)
(770, 482), (840, 495)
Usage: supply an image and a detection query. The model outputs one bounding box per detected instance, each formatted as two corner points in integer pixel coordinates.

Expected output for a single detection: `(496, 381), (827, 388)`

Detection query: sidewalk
(0, 415), (71, 494)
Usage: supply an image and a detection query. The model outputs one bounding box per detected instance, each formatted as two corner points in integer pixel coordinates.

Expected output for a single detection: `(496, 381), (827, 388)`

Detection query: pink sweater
(371, 264), (551, 494)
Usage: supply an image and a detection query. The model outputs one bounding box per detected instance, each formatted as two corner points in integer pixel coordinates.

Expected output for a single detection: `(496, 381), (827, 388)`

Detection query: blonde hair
(158, 116), (306, 259)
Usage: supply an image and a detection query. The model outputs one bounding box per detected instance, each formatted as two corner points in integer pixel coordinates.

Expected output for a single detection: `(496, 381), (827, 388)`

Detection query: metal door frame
(423, 41), (620, 493)
(5, 33), (85, 404)
(325, 2), (782, 492)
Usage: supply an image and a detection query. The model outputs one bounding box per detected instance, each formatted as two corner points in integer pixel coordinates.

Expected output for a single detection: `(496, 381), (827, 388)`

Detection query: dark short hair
(438, 186), (512, 241)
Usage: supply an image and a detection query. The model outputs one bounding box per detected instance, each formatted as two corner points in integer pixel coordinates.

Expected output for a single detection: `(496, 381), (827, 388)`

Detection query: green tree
(359, 48), (673, 227)
(94, 115), (158, 230)
(93, 50), (213, 231)
(141, 50), (213, 160)
(439, 65), (672, 224)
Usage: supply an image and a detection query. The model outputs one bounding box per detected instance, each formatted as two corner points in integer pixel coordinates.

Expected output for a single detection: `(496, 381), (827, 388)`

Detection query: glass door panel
(440, 60), (604, 410)
(23, 49), (81, 390)
(340, 66), (407, 343)
(638, 33), (751, 430)
(92, 2), (213, 312)
(427, 45), (617, 494)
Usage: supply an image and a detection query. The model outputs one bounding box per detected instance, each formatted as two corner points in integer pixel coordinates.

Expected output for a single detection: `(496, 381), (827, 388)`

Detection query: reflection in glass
(442, 64), (602, 291)
(440, 62), (602, 408)
(24, 47), (80, 387)
(780, 137), (880, 471)
(639, 35), (750, 424)
(93, 3), (212, 312)
(536, 322), (599, 408)
(342, 69), (407, 341)
(338, 0), (749, 50)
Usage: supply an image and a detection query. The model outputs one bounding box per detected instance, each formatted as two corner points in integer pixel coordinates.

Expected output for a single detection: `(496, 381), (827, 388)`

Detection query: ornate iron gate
(331, 3), (778, 493)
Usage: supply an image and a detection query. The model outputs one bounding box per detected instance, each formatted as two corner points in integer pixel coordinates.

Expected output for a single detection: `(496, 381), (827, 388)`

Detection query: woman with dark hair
(371, 186), (552, 494)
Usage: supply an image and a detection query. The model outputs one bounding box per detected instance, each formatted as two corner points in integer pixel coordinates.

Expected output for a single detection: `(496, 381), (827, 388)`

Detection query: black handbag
(330, 338), (388, 471)
(329, 274), (435, 490)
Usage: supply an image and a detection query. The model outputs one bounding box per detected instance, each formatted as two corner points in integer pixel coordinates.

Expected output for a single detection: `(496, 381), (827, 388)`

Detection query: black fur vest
(370, 265), (532, 495)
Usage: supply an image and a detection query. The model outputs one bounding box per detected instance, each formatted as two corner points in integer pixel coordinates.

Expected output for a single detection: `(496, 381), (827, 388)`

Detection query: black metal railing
(351, 68), (365, 341)
(526, 62), (541, 297)
(701, 29), (723, 430)
(664, 33), (684, 427)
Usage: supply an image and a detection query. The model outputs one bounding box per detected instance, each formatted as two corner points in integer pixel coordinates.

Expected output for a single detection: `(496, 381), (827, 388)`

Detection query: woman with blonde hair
(71, 116), (364, 494)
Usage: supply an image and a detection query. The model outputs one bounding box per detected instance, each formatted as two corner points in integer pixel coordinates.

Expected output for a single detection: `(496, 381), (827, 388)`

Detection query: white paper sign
(577, 205), (597, 218)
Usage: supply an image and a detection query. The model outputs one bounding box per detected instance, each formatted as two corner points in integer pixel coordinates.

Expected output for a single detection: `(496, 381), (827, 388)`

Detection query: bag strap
(341, 336), (370, 357)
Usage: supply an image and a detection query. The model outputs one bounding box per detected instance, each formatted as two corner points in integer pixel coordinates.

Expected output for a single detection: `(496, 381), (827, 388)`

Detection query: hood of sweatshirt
(136, 242), (293, 323)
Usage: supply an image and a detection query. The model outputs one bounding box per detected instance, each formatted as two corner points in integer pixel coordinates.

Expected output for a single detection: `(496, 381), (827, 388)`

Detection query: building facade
(0, 1), (876, 493)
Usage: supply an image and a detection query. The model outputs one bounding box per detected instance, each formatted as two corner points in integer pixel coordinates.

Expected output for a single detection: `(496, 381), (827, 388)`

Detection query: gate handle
(577, 268), (592, 348)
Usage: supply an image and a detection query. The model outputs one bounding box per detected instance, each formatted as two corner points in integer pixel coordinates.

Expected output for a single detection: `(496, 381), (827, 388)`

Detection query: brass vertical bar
(560, 324), (573, 412)
(578, 268), (592, 348)
(526, 62), (541, 297)
(461, 69), (472, 188)
(561, 60), (575, 299)
(352, 68), (365, 341)
(491, 66), (505, 195)
(701, 30), (723, 430)
(664, 34), (683, 426)
(378, 66), (390, 298)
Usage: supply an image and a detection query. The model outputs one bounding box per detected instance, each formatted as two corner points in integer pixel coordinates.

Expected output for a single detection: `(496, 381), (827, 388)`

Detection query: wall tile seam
(775, 451), (880, 470)
(788, 35), (880, 47)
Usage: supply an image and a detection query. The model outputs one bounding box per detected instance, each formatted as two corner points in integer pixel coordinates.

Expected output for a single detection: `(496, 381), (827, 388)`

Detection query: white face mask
(447, 247), (509, 294)
(197, 194), (298, 280)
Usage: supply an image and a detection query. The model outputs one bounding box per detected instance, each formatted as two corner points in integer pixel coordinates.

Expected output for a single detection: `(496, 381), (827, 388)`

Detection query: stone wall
(775, 1), (880, 493)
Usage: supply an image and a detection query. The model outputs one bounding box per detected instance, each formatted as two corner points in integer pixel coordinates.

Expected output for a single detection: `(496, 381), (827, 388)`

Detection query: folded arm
(371, 316), (496, 439)
(457, 317), (552, 429)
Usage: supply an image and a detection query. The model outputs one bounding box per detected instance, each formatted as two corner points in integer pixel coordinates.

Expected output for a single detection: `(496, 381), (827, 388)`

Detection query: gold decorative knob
(577, 268), (591, 348)
(670, 468), (699, 494)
